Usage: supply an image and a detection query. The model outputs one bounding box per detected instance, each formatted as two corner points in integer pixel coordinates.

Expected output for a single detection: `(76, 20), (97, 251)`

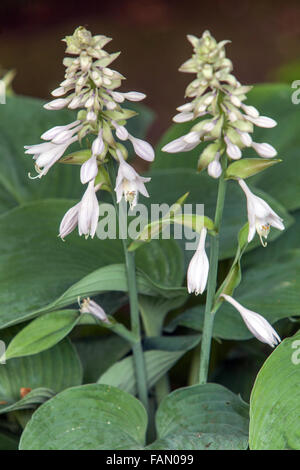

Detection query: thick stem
(106, 160), (149, 412)
(198, 169), (227, 384)
(123, 243), (149, 412)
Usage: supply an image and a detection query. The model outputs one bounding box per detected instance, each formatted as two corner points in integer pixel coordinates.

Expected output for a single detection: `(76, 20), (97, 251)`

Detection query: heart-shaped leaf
(0, 338), (82, 407)
(148, 383), (249, 450)
(0, 199), (185, 329)
(249, 330), (300, 450)
(19, 384), (147, 450)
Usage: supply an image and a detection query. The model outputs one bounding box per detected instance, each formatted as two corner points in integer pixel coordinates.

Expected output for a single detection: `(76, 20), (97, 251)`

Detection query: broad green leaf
(0, 388), (54, 415)
(152, 83), (300, 211)
(19, 384), (147, 450)
(0, 96), (82, 207)
(0, 338), (82, 406)
(98, 336), (200, 395)
(135, 238), (184, 288)
(30, 264), (186, 319)
(0, 199), (122, 329)
(74, 335), (131, 384)
(145, 169), (293, 261)
(248, 84), (300, 210)
(5, 310), (80, 360)
(0, 199), (185, 329)
(250, 330), (300, 450)
(243, 208), (300, 268)
(148, 383), (249, 450)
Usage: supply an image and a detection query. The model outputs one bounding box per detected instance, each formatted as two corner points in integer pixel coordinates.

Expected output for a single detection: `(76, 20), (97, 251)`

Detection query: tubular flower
(115, 151), (151, 209)
(162, 30), (277, 178)
(187, 227), (209, 295)
(59, 180), (100, 239)
(78, 180), (100, 238)
(238, 179), (284, 246)
(221, 294), (281, 348)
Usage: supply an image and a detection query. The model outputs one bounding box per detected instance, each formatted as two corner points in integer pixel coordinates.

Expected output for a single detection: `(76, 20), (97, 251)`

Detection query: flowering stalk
(25, 26), (154, 238)
(162, 30), (280, 384)
(25, 27), (152, 411)
(199, 165), (227, 384)
(107, 160), (149, 414)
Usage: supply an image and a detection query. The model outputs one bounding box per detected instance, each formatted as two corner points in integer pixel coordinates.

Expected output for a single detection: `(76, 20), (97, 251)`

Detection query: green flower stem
(106, 160), (149, 413)
(199, 166), (227, 384)
(122, 241), (150, 413)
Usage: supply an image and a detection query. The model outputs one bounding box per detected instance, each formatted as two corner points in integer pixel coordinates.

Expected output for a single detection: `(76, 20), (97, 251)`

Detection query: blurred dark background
(1, 0), (300, 142)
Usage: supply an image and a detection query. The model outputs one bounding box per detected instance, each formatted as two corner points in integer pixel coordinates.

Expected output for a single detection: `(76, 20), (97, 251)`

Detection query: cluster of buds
(163, 30), (284, 247)
(162, 30), (277, 179)
(24, 26), (154, 238)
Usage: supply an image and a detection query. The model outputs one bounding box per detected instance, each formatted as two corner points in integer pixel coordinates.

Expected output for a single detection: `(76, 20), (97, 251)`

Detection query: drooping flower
(79, 297), (110, 324)
(80, 130), (105, 184)
(238, 179), (284, 246)
(80, 154), (98, 184)
(115, 151), (151, 209)
(59, 180), (100, 239)
(187, 227), (209, 295)
(59, 202), (80, 240)
(128, 135), (155, 162)
(221, 294), (281, 347)
(78, 179), (100, 238)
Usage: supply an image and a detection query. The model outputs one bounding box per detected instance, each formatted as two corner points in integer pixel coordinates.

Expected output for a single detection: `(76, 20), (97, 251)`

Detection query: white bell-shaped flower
(238, 179), (284, 245)
(59, 202), (80, 240)
(115, 151), (150, 209)
(221, 294), (281, 347)
(187, 227), (209, 295)
(78, 179), (100, 238)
